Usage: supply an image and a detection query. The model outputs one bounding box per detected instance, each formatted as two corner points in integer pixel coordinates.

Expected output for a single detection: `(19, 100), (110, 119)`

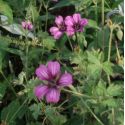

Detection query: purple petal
(28, 24), (33, 30)
(47, 61), (60, 77)
(58, 73), (73, 86)
(50, 27), (59, 35)
(80, 19), (88, 26)
(34, 85), (48, 100)
(35, 65), (50, 80)
(73, 13), (81, 23)
(53, 31), (63, 39)
(46, 88), (60, 103)
(65, 16), (74, 26)
(55, 16), (64, 26)
(27, 21), (33, 30)
(66, 26), (75, 36)
(22, 21), (27, 29)
(78, 27), (84, 32)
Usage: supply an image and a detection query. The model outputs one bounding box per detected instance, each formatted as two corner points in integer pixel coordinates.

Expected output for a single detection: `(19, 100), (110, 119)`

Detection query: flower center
(74, 23), (81, 31)
(48, 80), (57, 87)
(59, 23), (66, 32)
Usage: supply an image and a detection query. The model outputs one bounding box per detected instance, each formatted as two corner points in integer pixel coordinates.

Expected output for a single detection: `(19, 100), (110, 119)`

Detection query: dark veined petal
(22, 21), (27, 29)
(46, 88), (60, 103)
(34, 85), (48, 100)
(35, 65), (50, 80)
(50, 26), (59, 35)
(73, 13), (81, 23)
(55, 16), (64, 26)
(47, 61), (60, 77)
(80, 19), (88, 26)
(66, 26), (75, 36)
(58, 73), (73, 86)
(65, 16), (74, 26)
(53, 31), (63, 39)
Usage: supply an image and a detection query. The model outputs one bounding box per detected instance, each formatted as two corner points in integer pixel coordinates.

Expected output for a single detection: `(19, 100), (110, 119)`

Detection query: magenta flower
(50, 16), (66, 39)
(65, 13), (88, 36)
(22, 20), (33, 30)
(34, 61), (73, 103)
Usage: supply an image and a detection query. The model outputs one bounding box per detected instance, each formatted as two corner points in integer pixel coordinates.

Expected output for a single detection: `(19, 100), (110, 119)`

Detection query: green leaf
(78, 33), (87, 49)
(107, 84), (123, 97)
(64, 115), (83, 125)
(29, 5), (39, 22)
(55, 34), (67, 48)
(45, 106), (67, 125)
(87, 50), (101, 64)
(39, 13), (55, 21)
(38, 31), (56, 50)
(1, 24), (35, 39)
(29, 103), (42, 120)
(87, 64), (102, 78)
(49, 0), (81, 10)
(88, 19), (99, 29)
(102, 98), (119, 108)
(95, 80), (106, 96)
(0, 0), (13, 23)
(0, 81), (7, 100)
(42, 37), (55, 50)
(102, 61), (113, 75)
(0, 37), (9, 70)
(26, 122), (41, 125)
(1, 99), (27, 124)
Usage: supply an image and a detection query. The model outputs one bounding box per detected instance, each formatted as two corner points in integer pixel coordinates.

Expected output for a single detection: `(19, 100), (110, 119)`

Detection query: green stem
(45, 8), (48, 31)
(0, 71), (17, 96)
(8, 98), (28, 123)
(95, 2), (98, 24)
(62, 88), (96, 99)
(76, 33), (81, 49)
(107, 27), (113, 84)
(25, 44), (29, 78)
(45, 1), (49, 31)
(25, 32), (29, 79)
(38, 2), (43, 13)
(81, 99), (105, 125)
(102, 0), (104, 26)
(95, 2), (98, 48)
(102, 0), (105, 50)
(112, 108), (115, 125)
(42, 117), (47, 125)
(63, 88), (105, 125)
(67, 35), (73, 51)
(108, 28), (113, 62)
(115, 40), (121, 60)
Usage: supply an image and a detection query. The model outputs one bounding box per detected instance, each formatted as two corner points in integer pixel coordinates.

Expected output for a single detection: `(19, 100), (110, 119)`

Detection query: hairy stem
(67, 35), (74, 51)
(108, 28), (113, 62)
(62, 88), (96, 99)
(81, 99), (105, 125)
(115, 40), (121, 60)
(112, 108), (115, 125)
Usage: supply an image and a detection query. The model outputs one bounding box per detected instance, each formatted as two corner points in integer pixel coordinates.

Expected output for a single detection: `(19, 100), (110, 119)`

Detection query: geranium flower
(34, 61), (73, 103)
(65, 13), (88, 36)
(50, 16), (66, 39)
(22, 20), (33, 30)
